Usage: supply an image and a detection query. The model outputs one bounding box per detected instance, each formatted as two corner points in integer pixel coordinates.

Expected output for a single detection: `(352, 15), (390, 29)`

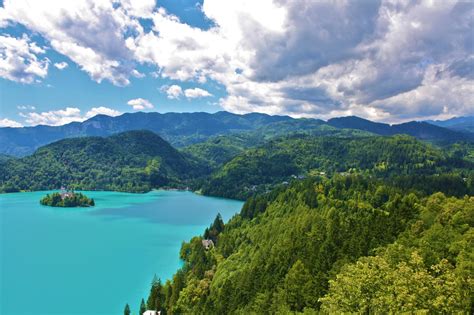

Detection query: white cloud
(161, 85), (183, 99)
(85, 106), (122, 118)
(1, 0), (145, 86)
(2, 0), (473, 120)
(184, 87), (213, 99)
(0, 118), (23, 127)
(127, 98), (154, 110)
(131, 0), (474, 121)
(54, 61), (68, 70)
(17, 105), (36, 110)
(160, 85), (212, 99)
(0, 34), (49, 83)
(20, 106), (121, 126)
(120, 0), (156, 18)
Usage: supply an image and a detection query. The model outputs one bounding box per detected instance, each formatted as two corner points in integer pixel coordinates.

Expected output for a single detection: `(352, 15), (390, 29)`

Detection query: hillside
(202, 134), (474, 199)
(0, 130), (204, 193)
(427, 116), (474, 133)
(0, 111), (292, 157)
(2, 111), (470, 157)
(142, 177), (473, 313)
(183, 119), (373, 169)
(328, 116), (473, 142)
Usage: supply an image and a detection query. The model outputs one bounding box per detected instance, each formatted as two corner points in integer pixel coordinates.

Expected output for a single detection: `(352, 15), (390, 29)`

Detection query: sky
(0, 0), (472, 127)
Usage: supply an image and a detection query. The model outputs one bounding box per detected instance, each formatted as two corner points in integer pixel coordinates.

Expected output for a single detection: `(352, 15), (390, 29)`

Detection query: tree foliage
(202, 135), (474, 199)
(0, 130), (207, 193)
(40, 192), (95, 207)
(142, 176), (473, 314)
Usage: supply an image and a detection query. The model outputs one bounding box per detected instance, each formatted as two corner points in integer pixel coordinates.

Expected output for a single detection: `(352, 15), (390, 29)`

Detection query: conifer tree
(123, 303), (131, 315)
(139, 298), (146, 315)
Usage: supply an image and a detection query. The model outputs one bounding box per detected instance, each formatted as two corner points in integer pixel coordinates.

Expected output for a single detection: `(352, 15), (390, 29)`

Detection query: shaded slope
(0, 130), (204, 193)
(328, 116), (473, 142)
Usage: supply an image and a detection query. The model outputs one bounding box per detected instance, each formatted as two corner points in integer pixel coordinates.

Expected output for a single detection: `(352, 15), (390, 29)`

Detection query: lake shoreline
(0, 190), (243, 315)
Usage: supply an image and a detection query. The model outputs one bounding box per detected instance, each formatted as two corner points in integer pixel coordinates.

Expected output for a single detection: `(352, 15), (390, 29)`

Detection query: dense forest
(0, 130), (206, 193)
(202, 134), (474, 199)
(40, 192), (95, 207)
(136, 176), (473, 314)
(2, 111), (472, 157)
(2, 131), (472, 198)
(0, 122), (473, 314)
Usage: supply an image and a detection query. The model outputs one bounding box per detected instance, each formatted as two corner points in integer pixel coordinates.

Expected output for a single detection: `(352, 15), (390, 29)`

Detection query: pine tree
(123, 303), (131, 315)
(139, 298), (146, 315)
(283, 260), (317, 311)
(147, 275), (162, 311)
(213, 213), (225, 233)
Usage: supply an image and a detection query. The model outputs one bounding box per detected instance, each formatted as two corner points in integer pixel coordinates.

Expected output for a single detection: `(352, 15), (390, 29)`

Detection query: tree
(147, 275), (162, 311)
(139, 298), (146, 315)
(123, 303), (131, 315)
(283, 260), (317, 311)
(212, 213), (225, 234)
(320, 253), (466, 313)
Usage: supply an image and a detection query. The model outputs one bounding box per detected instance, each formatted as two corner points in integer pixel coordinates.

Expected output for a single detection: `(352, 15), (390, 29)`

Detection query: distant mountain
(0, 130), (205, 193)
(327, 116), (473, 142)
(2, 111), (471, 157)
(0, 111), (292, 157)
(426, 116), (474, 133)
(0, 153), (15, 164)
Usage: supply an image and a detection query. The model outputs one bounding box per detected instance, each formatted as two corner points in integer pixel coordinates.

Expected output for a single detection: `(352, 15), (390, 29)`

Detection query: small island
(40, 188), (95, 207)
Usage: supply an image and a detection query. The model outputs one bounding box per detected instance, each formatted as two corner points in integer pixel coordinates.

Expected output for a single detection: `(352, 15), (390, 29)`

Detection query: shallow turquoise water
(0, 190), (243, 315)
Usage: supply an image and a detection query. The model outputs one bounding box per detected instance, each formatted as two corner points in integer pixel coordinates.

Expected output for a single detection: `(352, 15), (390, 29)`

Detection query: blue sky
(0, 0), (472, 126)
(0, 0), (227, 126)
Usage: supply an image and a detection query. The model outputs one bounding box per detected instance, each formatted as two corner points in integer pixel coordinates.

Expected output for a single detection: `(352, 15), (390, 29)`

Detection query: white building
(143, 311), (160, 315)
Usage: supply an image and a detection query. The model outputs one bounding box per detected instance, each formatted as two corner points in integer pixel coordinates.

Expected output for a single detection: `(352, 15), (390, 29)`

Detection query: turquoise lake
(0, 190), (243, 315)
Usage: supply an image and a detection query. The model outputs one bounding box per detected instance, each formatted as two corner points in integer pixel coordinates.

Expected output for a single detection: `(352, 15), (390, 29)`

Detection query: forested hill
(2, 111), (472, 157)
(328, 116), (473, 142)
(0, 111), (292, 156)
(142, 176), (473, 314)
(202, 134), (474, 199)
(0, 130), (205, 193)
(2, 131), (473, 196)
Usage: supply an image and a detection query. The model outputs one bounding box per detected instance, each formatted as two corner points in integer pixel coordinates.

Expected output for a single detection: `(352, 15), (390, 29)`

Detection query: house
(143, 311), (160, 315)
(60, 186), (74, 199)
(202, 239), (214, 250)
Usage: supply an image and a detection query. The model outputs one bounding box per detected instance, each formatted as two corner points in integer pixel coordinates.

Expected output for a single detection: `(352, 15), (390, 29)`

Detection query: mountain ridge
(1, 111), (472, 157)
(328, 116), (473, 142)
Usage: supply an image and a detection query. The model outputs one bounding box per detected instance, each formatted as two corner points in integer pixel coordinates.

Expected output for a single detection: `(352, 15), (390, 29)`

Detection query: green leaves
(39, 192), (94, 207)
(150, 177), (473, 314)
(1, 130), (200, 193)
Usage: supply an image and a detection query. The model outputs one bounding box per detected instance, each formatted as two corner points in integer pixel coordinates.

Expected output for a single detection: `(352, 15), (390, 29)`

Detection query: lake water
(0, 190), (243, 315)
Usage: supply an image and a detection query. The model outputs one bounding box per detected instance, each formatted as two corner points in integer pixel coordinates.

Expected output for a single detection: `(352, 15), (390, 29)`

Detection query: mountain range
(426, 116), (474, 133)
(0, 111), (473, 157)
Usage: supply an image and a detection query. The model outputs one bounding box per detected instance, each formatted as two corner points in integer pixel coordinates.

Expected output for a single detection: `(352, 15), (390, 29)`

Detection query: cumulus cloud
(184, 87), (213, 99)
(0, 34), (49, 83)
(120, 0), (156, 18)
(1, 0), (146, 86)
(2, 0), (473, 120)
(54, 61), (68, 70)
(17, 105), (36, 110)
(161, 85), (212, 99)
(85, 106), (122, 118)
(19, 106), (121, 126)
(127, 98), (154, 110)
(161, 85), (183, 99)
(0, 118), (23, 127)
